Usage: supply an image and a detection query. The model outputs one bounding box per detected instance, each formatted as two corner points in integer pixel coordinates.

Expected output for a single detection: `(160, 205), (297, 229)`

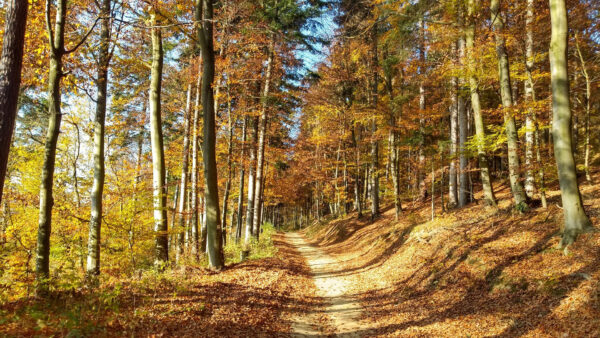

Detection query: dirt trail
(287, 232), (369, 337)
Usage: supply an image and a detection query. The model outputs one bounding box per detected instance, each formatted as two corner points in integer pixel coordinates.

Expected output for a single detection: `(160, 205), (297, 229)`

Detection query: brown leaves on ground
(1, 234), (323, 337)
(303, 172), (600, 337)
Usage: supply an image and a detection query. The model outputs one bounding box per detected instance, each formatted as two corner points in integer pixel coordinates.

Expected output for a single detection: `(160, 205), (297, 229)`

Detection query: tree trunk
(370, 25), (379, 218)
(0, 0), (27, 205)
(490, 0), (528, 209)
(236, 117), (247, 243)
(575, 37), (592, 182)
(175, 85), (192, 264)
(449, 74), (459, 208)
(465, 0), (497, 207)
(353, 126), (362, 217)
(87, 0), (111, 276)
(549, 0), (592, 247)
(221, 84), (235, 241)
(190, 74), (201, 257)
(37, 0), (66, 289)
(253, 38), (274, 236)
(244, 116), (258, 249)
(149, 12), (168, 265)
(458, 37), (468, 208)
(198, 0), (223, 269)
(523, 0), (536, 199)
(386, 70), (402, 219)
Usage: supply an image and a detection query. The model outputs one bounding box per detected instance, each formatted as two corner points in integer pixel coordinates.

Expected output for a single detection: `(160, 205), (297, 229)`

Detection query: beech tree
(87, 0), (112, 277)
(149, 10), (168, 265)
(197, 0), (224, 269)
(549, 0), (592, 247)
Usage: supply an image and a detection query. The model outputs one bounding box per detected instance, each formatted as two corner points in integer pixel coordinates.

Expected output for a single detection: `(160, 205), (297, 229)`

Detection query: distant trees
(286, 0), (597, 246)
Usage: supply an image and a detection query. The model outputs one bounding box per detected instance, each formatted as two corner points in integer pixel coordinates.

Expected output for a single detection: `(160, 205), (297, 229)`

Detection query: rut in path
(287, 232), (370, 337)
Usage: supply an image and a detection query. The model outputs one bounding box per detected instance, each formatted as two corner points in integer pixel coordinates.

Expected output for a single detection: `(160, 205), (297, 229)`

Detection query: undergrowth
(0, 222), (279, 336)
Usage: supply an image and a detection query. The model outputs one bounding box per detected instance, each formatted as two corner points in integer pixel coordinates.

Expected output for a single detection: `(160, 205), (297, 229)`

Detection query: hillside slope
(302, 175), (600, 337)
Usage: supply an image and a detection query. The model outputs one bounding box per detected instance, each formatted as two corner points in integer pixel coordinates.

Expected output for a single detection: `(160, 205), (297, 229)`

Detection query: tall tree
(548, 0), (592, 247)
(0, 0), (28, 205)
(252, 38), (274, 236)
(175, 84), (192, 264)
(149, 11), (168, 265)
(87, 0), (112, 277)
(369, 24), (380, 217)
(465, 0), (496, 206)
(490, 0), (527, 209)
(197, 0), (224, 269)
(235, 117), (247, 242)
(36, 0), (67, 289)
(190, 53), (202, 257)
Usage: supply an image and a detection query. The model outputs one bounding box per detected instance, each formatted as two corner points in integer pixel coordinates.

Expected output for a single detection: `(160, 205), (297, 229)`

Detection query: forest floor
(295, 172), (600, 337)
(3, 173), (600, 337)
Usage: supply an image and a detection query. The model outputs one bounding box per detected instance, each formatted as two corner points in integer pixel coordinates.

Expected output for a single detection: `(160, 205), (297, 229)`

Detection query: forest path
(286, 232), (370, 337)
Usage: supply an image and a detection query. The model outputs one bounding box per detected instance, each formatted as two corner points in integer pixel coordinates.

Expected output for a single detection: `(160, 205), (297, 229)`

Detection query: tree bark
(549, 0), (592, 247)
(244, 116), (258, 249)
(87, 0), (112, 276)
(253, 38), (274, 236)
(449, 74), (459, 208)
(37, 0), (66, 288)
(221, 83), (235, 241)
(0, 0), (27, 205)
(149, 12), (168, 265)
(175, 85), (192, 264)
(574, 36), (592, 182)
(465, 0), (496, 207)
(370, 25), (379, 218)
(190, 74), (201, 257)
(523, 0), (536, 199)
(236, 117), (247, 243)
(458, 37), (468, 208)
(490, 0), (528, 209)
(197, 0), (223, 268)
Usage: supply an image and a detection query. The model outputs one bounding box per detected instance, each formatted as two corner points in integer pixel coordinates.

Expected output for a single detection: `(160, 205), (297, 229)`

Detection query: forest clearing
(0, 0), (599, 336)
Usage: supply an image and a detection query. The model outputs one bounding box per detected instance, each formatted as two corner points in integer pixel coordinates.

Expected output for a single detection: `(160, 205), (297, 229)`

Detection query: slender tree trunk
(466, 0), (496, 207)
(417, 20), (427, 202)
(197, 0), (223, 268)
(253, 39), (274, 236)
(490, 0), (527, 209)
(221, 84), (235, 240)
(386, 73), (402, 219)
(0, 0), (27, 205)
(523, 0), (536, 199)
(370, 26), (380, 218)
(353, 126), (362, 217)
(190, 75), (200, 257)
(149, 12), (168, 265)
(236, 117), (247, 243)
(575, 37), (592, 182)
(87, 0), (111, 276)
(458, 37), (468, 208)
(431, 160), (435, 221)
(549, 0), (592, 247)
(244, 116), (258, 249)
(449, 75), (459, 208)
(36, 0), (66, 288)
(175, 85), (192, 264)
